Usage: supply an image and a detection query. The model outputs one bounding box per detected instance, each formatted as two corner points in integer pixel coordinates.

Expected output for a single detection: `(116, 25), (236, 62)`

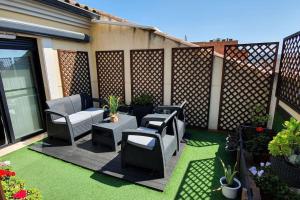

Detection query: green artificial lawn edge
(1, 130), (231, 200)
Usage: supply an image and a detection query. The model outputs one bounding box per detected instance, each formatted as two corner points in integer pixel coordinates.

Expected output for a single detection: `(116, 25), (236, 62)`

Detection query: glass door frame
(0, 36), (46, 144)
(0, 82), (12, 147)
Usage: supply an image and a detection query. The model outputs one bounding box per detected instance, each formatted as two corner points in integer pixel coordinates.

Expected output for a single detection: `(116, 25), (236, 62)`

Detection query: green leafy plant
(0, 162), (42, 200)
(245, 133), (272, 156)
(1, 177), (25, 199)
(132, 93), (153, 106)
(254, 170), (300, 200)
(103, 96), (120, 115)
(268, 118), (300, 166)
(219, 158), (238, 187)
(250, 104), (271, 126)
(1, 177), (42, 200)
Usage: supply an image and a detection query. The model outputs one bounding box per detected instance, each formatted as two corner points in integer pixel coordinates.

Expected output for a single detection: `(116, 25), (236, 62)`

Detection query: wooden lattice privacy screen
(58, 50), (92, 97)
(130, 49), (164, 105)
(96, 50), (125, 101)
(171, 47), (214, 128)
(276, 31), (300, 113)
(218, 43), (279, 131)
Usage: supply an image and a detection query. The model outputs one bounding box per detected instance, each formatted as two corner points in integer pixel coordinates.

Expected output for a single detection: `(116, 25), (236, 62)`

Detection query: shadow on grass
(186, 129), (226, 148)
(174, 158), (225, 200)
(90, 172), (130, 188)
(175, 129), (235, 200)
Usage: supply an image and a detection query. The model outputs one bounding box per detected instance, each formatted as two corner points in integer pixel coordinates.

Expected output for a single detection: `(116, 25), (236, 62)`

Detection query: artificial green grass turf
(1, 130), (231, 200)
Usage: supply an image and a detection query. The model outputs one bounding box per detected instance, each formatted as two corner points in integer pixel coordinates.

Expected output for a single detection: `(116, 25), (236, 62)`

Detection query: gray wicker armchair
(145, 100), (187, 150)
(45, 93), (105, 145)
(121, 111), (178, 177)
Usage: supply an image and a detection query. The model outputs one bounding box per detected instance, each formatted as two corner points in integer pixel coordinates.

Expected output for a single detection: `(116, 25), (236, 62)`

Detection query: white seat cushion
(148, 121), (163, 127)
(82, 107), (104, 117)
(53, 112), (91, 125)
(127, 135), (156, 150)
(81, 108), (104, 124)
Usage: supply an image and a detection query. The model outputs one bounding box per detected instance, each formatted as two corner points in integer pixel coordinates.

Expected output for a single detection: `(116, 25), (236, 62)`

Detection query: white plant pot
(220, 177), (241, 199)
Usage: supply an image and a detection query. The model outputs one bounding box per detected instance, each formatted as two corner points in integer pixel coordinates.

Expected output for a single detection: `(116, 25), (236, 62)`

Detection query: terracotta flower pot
(110, 114), (119, 123)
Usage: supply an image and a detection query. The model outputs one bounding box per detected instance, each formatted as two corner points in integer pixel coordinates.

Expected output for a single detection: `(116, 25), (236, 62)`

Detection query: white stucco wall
(208, 55), (223, 130)
(89, 23), (193, 105)
(37, 38), (93, 100)
(0, 4), (93, 100)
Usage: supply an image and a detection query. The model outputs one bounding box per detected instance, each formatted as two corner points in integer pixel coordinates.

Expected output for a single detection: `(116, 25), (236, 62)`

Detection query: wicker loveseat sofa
(45, 93), (104, 145)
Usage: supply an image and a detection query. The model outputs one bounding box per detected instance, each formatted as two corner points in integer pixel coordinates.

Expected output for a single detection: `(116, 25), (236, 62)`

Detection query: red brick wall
(193, 40), (238, 55)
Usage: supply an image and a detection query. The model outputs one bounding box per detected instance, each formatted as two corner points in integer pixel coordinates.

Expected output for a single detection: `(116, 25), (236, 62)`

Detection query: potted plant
(0, 160), (42, 200)
(103, 96), (120, 123)
(251, 163), (300, 199)
(131, 93), (153, 126)
(268, 117), (300, 188)
(225, 131), (239, 159)
(245, 133), (273, 164)
(250, 104), (271, 128)
(219, 158), (241, 199)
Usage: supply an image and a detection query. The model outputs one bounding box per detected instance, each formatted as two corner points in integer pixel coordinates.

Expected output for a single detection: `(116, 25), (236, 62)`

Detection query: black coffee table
(92, 114), (137, 151)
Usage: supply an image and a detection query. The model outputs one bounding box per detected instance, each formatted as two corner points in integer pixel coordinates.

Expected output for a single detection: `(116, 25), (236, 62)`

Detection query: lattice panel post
(96, 50), (125, 101)
(276, 31), (300, 113)
(130, 49), (164, 105)
(58, 50), (92, 97)
(171, 47), (214, 128)
(218, 43), (279, 131)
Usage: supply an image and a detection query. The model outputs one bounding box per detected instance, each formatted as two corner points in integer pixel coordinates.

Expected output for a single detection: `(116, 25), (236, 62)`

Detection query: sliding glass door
(0, 37), (45, 144)
(0, 111), (7, 146)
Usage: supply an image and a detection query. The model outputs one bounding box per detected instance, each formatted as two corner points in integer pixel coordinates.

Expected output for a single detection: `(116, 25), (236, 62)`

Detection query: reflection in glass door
(0, 112), (7, 146)
(0, 49), (43, 139)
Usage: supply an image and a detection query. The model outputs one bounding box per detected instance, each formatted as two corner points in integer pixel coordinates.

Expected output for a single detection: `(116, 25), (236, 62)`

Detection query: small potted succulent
(131, 93), (153, 126)
(268, 117), (300, 188)
(103, 96), (120, 123)
(219, 158), (241, 199)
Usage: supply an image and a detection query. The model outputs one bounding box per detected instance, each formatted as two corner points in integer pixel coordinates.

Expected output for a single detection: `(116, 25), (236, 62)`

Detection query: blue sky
(78, 0), (300, 43)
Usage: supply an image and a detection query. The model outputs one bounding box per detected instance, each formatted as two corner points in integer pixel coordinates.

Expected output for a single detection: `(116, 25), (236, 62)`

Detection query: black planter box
(271, 156), (300, 188)
(238, 126), (262, 200)
(132, 104), (153, 126)
(118, 105), (133, 114)
(238, 125), (285, 200)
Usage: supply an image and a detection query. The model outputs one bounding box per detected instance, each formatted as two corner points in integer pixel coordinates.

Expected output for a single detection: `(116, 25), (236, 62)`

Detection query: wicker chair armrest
(154, 106), (179, 114)
(45, 109), (72, 127)
(155, 100), (187, 113)
(45, 109), (68, 118)
(141, 116), (165, 127)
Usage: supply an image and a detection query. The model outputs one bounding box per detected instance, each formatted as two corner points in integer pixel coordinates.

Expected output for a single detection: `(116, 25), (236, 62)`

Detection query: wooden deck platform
(29, 134), (185, 191)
